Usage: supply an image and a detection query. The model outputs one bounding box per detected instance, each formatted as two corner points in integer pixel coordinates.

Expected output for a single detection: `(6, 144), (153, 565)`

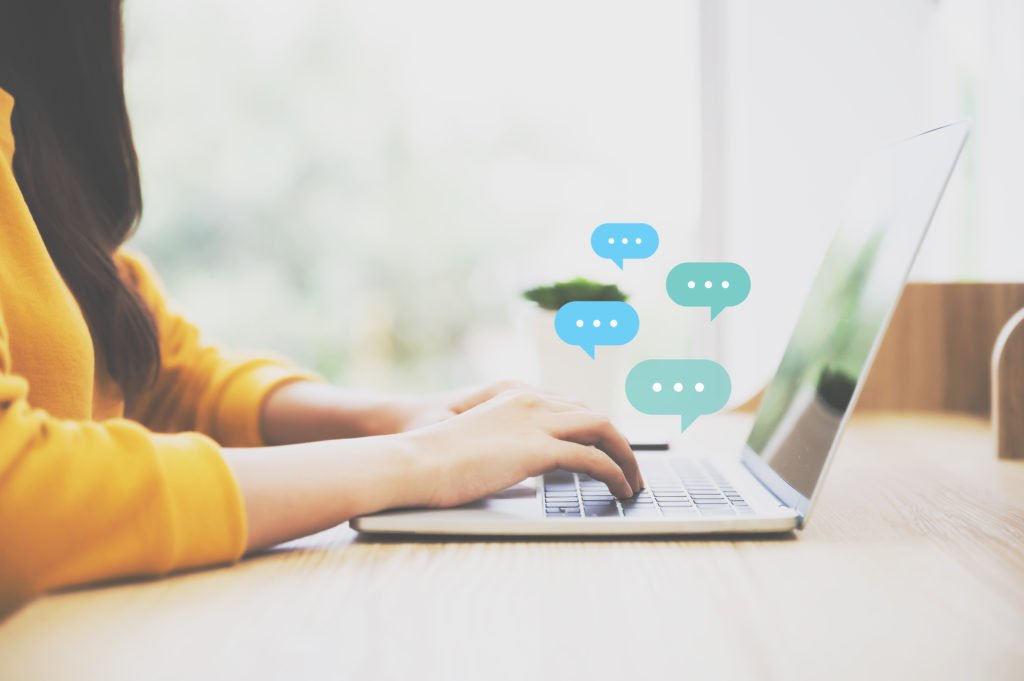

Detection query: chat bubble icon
(625, 359), (731, 431)
(591, 223), (659, 269)
(666, 261), (750, 320)
(554, 301), (639, 359)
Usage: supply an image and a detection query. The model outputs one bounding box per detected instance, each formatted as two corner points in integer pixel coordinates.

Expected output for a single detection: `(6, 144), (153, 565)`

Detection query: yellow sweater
(0, 88), (313, 611)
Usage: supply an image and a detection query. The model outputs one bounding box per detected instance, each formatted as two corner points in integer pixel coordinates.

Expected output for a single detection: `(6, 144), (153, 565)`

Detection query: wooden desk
(1, 414), (1023, 681)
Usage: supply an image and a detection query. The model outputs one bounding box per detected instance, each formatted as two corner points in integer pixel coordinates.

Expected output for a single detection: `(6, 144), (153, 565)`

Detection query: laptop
(352, 121), (969, 537)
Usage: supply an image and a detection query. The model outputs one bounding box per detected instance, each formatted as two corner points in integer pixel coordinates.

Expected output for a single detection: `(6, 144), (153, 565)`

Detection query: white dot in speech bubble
(695, 382), (705, 393)
(576, 319), (584, 328)
(722, 281), (730, 289)
(688, 281), (695, 289)
(610, 319), (618, 327)
(704, 281), (712, 288)
(593, 319), (601, 327)
(652, 382), (663, 392)
(673, 383), (683, 392)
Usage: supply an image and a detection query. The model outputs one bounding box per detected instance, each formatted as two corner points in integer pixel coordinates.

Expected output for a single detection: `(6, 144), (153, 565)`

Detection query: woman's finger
(546, 440), (634, 499)
(543, 410), (643, 492)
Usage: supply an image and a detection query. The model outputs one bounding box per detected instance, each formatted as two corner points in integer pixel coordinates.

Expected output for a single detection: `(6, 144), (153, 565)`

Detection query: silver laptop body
(353, 122), (968, 537)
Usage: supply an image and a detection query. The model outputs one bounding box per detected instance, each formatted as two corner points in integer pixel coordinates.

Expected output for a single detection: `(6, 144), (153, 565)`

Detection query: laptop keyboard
(543, 458), (752, 518)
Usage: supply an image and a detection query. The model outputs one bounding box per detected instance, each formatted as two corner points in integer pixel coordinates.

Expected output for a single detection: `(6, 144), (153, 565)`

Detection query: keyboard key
(623, 508), (661, 517)
(660, 507), (699, 515)
(585, 505), (621, 517)
(698, 507), (735, 515)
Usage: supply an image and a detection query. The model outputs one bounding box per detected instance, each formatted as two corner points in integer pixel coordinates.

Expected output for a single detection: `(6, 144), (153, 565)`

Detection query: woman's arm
(230, 388), (643, 552)
(259, 379), (589, 444)
(258, 380), (444, 443)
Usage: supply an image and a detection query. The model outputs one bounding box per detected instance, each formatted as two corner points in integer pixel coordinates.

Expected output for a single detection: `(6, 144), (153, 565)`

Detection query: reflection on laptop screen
(745, 123), (968, 501)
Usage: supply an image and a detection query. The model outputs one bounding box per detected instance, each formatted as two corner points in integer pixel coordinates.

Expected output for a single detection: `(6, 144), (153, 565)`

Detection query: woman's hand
(233, 386), (640, 552)
(262, 379), (591, 444)
(405, 388), (641, 507)
(390, 380), (588, 432)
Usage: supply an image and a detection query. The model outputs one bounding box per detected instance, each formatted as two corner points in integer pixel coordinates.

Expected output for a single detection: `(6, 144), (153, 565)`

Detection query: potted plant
(522, 278), (629, 416)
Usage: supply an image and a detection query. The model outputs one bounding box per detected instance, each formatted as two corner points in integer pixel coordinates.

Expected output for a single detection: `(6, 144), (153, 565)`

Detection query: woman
(0, 1), (641, 611)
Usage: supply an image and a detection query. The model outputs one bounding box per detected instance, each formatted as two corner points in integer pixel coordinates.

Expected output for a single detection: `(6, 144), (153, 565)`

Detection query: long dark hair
(0, 0), (159, 400)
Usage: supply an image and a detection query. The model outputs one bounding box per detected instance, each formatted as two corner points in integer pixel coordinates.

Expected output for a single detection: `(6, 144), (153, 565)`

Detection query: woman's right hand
(227, 387), (643, 552)
(404, 389), (644, 508)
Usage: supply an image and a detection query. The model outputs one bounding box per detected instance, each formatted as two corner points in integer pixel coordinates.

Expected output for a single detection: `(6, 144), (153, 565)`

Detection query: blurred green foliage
(522, 279), (628, 311)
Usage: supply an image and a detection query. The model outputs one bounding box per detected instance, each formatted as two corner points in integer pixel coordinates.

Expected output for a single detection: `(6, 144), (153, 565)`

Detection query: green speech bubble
(625, 359), (731, 431)
(666, 262), (750, 320)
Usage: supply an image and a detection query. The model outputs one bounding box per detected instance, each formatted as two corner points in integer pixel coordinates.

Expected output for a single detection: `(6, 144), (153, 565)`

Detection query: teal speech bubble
(625, 359), (731, 431)
(666, 262), (750, 320)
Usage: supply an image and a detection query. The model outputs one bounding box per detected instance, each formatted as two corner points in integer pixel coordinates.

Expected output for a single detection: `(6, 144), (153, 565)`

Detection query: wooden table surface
(1, 413), (1023, 681)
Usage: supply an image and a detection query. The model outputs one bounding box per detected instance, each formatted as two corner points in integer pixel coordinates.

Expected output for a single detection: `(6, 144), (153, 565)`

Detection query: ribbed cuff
(212, 362), (324, 447)
(152, 432), (248, 571)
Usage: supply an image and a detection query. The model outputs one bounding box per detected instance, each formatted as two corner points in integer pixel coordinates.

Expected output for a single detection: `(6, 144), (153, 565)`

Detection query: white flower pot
(525, 306), (622, 416)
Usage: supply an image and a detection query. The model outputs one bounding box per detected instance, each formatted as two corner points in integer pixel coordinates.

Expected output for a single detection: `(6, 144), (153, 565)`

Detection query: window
(708, 0), (1024, 401)
(125, 0), (699, 404)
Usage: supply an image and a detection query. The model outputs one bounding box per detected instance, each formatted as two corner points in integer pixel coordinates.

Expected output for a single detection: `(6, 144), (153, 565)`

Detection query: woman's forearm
(223, 434), (425, 552)
(260, 381), (426, 444)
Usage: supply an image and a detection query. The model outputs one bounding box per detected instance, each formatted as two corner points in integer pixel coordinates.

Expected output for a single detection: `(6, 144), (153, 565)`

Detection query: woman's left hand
(262, 379), (590, 444)
(394, 380), (590, 433)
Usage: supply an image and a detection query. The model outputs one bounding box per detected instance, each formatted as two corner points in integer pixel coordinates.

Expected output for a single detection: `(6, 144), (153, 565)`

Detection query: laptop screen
(743, 123), (968, 510)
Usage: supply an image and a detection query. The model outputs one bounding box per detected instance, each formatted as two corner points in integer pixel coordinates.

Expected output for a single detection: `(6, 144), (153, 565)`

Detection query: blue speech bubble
(591, 223), (659, 269)
(625, 359), (731, 431)
(666, 262), (751, 320)
(555, 301), (639, 358)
